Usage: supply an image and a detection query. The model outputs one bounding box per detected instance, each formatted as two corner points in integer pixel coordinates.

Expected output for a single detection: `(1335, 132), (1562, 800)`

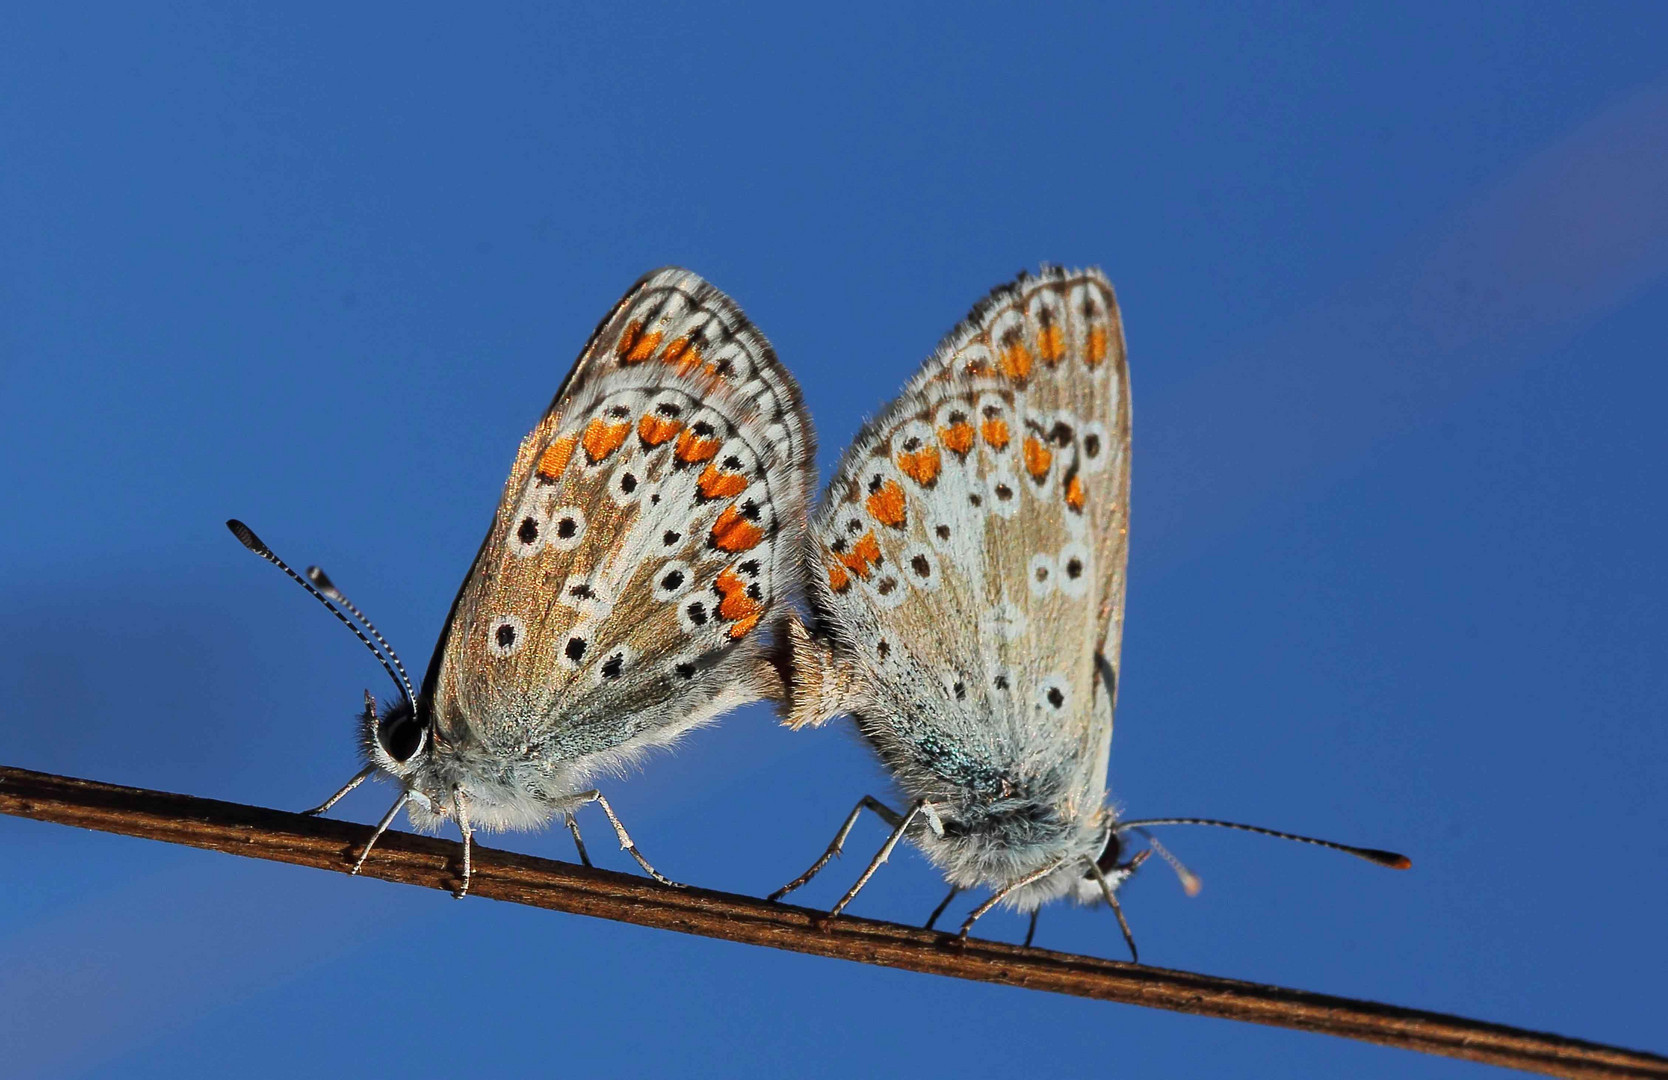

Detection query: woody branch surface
(1, 764), (1660, 1080)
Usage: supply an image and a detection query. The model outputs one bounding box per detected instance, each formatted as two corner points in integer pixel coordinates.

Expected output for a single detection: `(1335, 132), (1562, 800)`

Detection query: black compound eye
(1092, 832), (1124, 876)
(376, 708), (427, 763)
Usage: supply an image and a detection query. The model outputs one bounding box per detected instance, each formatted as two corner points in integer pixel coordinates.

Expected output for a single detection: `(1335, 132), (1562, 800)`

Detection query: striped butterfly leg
(1085, 848), (1152, 962)
(568, 790), (683, 888)
(824, 799), (946, 920)
(955, 854), (1073, 942)
(768, 795), (907, 902)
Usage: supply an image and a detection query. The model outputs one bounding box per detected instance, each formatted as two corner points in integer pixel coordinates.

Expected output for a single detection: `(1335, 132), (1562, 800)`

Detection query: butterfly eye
(376, 705), (427, 764)
(1090, 831), (1124, 877)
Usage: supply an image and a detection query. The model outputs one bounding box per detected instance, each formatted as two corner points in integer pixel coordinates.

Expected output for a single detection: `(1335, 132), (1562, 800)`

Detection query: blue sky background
(3, 4), (1665, 1076)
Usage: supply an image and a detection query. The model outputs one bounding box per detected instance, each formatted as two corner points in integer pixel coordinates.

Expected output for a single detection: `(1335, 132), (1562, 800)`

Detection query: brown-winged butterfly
(232, 268), (814, 896)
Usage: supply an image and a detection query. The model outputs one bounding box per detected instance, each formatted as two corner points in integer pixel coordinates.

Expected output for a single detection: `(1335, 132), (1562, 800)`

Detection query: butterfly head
(1067, 820), (1147, 904)
(366, 694), (428, 772)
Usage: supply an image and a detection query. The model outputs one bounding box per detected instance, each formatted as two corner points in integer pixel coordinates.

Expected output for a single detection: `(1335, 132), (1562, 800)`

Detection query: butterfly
(231, 268), (815, 896)
(770, 266), (1407, 957)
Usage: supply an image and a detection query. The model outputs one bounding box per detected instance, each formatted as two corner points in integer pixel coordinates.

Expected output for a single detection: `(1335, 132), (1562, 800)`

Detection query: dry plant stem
(1, 766), (1661, 1080)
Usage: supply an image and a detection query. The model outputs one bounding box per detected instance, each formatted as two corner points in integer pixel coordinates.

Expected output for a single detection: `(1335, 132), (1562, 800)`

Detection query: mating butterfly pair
(233, 267), (1406, 959)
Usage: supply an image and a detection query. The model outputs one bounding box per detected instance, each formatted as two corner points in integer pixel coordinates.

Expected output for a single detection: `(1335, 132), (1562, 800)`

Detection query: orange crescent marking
(714, 564), (765, 620)
(616, 320), (644, 360)
(536, 433), (578, 479)
(1086, 326), (1108, 368)
(837, 532), (882, 578)
(826, 559), (852, 592)
(626, 329), (663, 364)
(638, 414), (684, 447)
(675, 429), (723, 464)
(1065, 473), (1086, 512)
(938, 422), (975, 456)
(661, 337), (704, 376)
(896, 445), (941, 486)
(866, 480), (908, 528)
(698, 463), (750, 500)
(981, 417), (1010, 451)
(1000, 339), (1032, 381)
(1037, 322), (1064, 364)
(582, 418), (631, 463)
(710, 505), (765, 553)
(1023, 436), (1053, 482)
(727, 613), (762, 639)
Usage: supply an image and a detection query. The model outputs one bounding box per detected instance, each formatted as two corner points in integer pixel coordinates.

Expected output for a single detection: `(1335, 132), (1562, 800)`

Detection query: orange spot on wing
(1000, 336), (1032, 381)
(698, 463), (750, 500)
(896, 445), (941, 486)
(582, 418), (631, 463)
(710, 505), (765, 552)
(1037, 323), (1064, 364)
(938, 421), (975, 456)
(714, 564), (765, 626)
(1086, 326), (1108, 368)
(625, 327), (663, 363)
(616, 320), (644, 360)
(837, 533), (882, 578)
(727, 613), (762, 639)
(536, 433), (578, 479)
(1065, 473), (1086, 512)
(675, 428), (722, 464)
(661, 336), (702, 375)
(1023, 436), (1053, 481)
(866, 480), (908, 528)
(638, 413), (684, 447)
(826, 560), (852, 592)
(981, 417), (1010, 450)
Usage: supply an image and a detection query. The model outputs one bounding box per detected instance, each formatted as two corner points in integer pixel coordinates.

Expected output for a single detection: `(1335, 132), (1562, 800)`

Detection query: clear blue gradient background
(3, 5), (1665, 1076)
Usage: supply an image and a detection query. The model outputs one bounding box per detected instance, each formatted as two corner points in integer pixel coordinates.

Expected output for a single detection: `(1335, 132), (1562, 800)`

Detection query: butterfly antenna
(305, 564), (417, 707)
(1130, 827), (1203, 896)
(1114, 817), (1412, 870)
(225, 519), (413, 709)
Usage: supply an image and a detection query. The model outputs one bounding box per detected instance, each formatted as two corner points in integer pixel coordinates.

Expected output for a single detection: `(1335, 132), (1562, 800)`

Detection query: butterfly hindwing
(428, 269), (814, 777)
(791, 267), (1129, 808)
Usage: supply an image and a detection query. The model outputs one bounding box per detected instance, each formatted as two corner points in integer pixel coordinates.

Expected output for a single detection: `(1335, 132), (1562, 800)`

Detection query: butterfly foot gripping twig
(769, 795), (906, 903)
(573, 791), (683, 888)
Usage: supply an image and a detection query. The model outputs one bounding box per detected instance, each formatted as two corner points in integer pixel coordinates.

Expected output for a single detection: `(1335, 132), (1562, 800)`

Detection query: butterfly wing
(424, 269), (815, 782)
(789, 267), (1129, 813)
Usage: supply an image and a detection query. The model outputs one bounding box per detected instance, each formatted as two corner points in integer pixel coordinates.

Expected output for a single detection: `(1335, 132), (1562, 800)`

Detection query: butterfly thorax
(914, 790), (1115, 911)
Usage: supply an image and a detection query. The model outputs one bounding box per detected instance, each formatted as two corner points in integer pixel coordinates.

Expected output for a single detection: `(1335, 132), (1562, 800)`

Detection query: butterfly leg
(351, 789), (410, 875)
(1024, 909), (1040, 948)
(571, 790), (683, 888)
(452, 787), (474, 899)
(956, 854), (1071, 942)
(563, 812), (593, 868)
(303, 763), (375, 817)
(827, 800), (928, 919)
(1083, 849), (1151, 963)
(768, 795), (906, 902)
(924, 885), (961, 930)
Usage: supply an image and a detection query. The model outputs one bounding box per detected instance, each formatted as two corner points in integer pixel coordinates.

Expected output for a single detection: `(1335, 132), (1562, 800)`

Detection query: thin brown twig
(1, 765), (1660, 1080)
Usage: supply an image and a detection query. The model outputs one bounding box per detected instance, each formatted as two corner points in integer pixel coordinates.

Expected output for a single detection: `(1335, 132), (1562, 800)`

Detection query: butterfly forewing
(430, 269), (814, 771)
(799, 268), (1129, 807)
